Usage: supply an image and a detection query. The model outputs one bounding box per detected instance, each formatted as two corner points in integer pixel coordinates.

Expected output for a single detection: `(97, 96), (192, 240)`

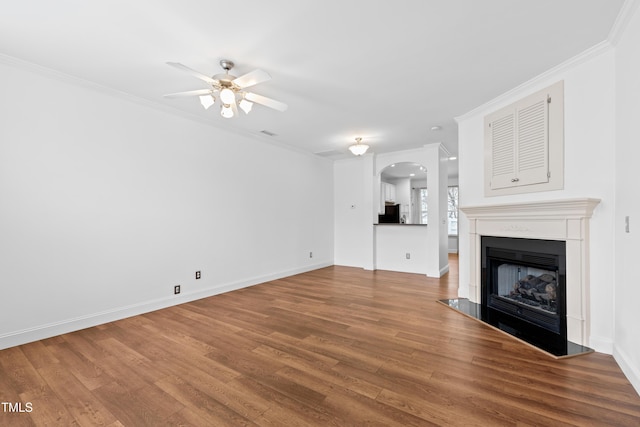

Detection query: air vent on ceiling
(314, 150), (344, 157)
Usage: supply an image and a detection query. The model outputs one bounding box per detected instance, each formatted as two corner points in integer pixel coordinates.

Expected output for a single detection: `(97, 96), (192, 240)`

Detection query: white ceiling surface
(381, 163), (427, 181)
(0, 1), (624, 172)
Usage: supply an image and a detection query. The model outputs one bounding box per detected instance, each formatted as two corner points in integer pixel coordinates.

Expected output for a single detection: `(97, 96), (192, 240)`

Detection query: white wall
(614, 2), (640, 395)
(0, 58), (334, 349)
(375, 225), (429, 274)
(457, 47), (617, 353)
(436, 145), (450, 272)
(334, 145), (448, 277)
(333, 157), (367, 267)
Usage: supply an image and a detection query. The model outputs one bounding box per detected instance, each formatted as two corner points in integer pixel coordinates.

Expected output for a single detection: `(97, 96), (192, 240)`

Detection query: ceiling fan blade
(230, 98), (239, 118)
(245, 92), (288, 112)
(166, 62), (215, 84)
(163, 89), (212, 98)
(232, 69), (271, 89)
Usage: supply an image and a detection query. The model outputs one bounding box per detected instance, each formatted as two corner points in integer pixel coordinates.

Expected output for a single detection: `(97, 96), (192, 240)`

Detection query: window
(448, 186), (458, 235)
(414, 186), (457, 230)
(420, 188), (428, 224)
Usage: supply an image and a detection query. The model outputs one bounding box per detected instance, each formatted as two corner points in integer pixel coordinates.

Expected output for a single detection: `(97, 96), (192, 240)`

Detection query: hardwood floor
(2, 255), (640, 426)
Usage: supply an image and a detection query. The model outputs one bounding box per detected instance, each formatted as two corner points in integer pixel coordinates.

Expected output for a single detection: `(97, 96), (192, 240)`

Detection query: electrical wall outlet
(174, 285), (181, 295)
(309, 252), (313, 258)
(195, 271), (201, 279)
(406, 253), (411, 259)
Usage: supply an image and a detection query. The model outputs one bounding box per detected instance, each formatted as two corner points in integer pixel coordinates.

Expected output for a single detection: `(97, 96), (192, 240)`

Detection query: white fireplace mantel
(460, 198), (601, 346)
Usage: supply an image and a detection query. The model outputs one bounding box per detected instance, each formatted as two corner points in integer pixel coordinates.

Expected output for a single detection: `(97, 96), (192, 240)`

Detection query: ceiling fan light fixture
(220, 104), (234, 118)
(239, 98), (253, 114)
(219, 88), (235, 105)
(348, 137), (369, 156)
(199, 94), (215, 109)
(165, 60), (287, 119)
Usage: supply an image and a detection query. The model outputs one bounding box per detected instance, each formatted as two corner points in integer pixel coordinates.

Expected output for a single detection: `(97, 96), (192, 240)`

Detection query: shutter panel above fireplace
(489, 112), (516, 190)
(517, 98), (548, 184)
(484, 80), (563, 196)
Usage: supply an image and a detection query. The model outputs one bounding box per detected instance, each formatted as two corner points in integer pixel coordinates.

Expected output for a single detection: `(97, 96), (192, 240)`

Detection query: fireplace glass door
(489, 262), (560, 333)
(482, 236), (566, 341)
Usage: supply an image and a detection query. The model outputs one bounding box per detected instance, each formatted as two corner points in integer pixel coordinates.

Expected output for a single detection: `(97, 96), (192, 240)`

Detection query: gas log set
(509, 273), (558, 313)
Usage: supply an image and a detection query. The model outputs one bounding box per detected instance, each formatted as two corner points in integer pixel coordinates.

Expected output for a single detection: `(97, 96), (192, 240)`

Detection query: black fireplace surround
(481, 236), (568, 353)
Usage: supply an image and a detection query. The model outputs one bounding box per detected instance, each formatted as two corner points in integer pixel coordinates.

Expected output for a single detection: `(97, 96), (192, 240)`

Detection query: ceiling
(0, 1), (625, 175)
(381, 162), (427, 181)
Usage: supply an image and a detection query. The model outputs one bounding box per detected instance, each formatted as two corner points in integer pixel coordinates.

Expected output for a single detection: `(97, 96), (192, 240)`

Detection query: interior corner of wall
(589, 334), (614, 354)
(613, 344), (640, 396)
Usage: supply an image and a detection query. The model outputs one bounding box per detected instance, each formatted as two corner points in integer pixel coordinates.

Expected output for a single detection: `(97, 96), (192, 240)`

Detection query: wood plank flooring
(2, 256), (640, 426)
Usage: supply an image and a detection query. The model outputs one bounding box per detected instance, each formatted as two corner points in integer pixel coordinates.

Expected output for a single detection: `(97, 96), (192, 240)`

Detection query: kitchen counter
(374, 223), (427, 226)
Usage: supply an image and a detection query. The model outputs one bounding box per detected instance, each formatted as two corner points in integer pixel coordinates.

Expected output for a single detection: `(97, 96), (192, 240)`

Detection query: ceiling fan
(164, 59), (287, 118)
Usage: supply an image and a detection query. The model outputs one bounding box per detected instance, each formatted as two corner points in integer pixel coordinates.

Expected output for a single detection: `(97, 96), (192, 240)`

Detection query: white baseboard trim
(588, 335), (614, 355)
(0, 261), (332, 350)
(613, 345), (640, 396)
(457, 286), (470, 299)
(439, 264), (450, 277)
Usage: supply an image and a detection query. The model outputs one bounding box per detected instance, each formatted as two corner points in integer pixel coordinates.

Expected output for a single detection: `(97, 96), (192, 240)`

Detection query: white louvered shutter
(515, 96), (549, 186)
(487, 90), (550, 190)
(489, 112), (516, 190)
(484, 80), (562, 196)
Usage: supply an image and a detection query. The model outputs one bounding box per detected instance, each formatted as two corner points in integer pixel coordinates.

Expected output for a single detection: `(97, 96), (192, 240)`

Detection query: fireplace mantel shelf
(460, 198), (601, 219)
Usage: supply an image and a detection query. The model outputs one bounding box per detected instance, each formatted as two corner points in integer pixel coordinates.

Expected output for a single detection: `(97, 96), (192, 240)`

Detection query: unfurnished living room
(2, 1), (640, 426)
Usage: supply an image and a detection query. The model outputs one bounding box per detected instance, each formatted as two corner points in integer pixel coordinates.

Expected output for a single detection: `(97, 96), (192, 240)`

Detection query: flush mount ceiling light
(348, 137), (369, 156)
(164, 59), (287, 118)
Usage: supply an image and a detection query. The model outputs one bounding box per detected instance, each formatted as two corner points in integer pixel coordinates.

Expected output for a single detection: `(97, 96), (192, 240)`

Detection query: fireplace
(458, 198), (601, 354)
(482, 236), (567, 350)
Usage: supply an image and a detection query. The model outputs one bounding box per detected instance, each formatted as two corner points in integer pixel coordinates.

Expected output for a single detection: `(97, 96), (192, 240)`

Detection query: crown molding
(0, 52), (321, 161)
(608, 0), (640, 46)
(455, 40), (612, 123)
(0, 52), (226, 128)
(456, 1), (638, 124)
